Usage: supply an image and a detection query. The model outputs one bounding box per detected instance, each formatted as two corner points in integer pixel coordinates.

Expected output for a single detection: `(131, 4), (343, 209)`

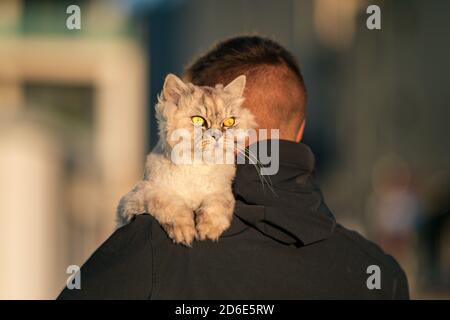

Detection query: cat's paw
(196, 215), (231, 241)
(163, 221), (197, 247)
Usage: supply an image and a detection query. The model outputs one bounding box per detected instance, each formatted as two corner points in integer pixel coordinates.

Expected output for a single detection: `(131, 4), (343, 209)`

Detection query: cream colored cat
(116, 74), (256, 246)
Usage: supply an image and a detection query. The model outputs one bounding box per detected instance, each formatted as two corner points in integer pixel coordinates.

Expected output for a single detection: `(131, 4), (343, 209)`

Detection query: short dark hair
(184, 36), (307, 136)
(185, 36), (305, 90)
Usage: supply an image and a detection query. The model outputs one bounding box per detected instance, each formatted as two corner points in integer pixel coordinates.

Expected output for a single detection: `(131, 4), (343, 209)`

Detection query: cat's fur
(116, 74), (256, 246)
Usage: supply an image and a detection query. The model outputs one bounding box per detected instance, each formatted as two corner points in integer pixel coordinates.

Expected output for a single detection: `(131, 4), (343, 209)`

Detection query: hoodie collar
(227, 140), (336, 246)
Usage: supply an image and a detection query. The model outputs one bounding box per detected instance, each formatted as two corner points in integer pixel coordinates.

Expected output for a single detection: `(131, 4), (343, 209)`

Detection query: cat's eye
(191, 116), (206, 127)
(222, 117), (235, 128)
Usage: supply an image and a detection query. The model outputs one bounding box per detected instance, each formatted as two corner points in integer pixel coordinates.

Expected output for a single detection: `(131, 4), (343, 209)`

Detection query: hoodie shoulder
(332, 224), (409, 299)
(57, 214), (154, 300)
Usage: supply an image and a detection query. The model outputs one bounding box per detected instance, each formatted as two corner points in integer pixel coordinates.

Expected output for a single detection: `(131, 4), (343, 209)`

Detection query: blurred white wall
(0, 122), (64, 299)
(0, 0), (147, 299)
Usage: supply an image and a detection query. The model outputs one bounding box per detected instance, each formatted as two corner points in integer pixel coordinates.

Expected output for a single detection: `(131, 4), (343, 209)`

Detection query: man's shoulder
(327, 223), (409, 298)
(332, 224), (400, 270)
(84, 214), (156, 268)
(101, 214), (154, 251)
(57, 214), (155, 299)
(123, 213), (155, 231)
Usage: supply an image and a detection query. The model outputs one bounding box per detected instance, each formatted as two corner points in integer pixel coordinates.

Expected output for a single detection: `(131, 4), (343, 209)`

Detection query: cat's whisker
(243, 152), (277, 197)
(244, 148), (276, 193)
(224, 140), (277, 197)
(234, 143), (277, 196)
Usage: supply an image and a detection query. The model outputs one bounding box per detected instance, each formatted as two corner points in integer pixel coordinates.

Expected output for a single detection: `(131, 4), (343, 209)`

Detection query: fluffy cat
(116, 74), (256, 246)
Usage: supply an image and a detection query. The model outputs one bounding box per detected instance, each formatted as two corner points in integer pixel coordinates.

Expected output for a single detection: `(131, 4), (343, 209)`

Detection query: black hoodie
(57, 140), (409, 299)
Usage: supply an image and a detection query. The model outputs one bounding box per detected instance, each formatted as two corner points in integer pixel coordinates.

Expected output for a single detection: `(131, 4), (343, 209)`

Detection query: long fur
(116, 74), (256, 246)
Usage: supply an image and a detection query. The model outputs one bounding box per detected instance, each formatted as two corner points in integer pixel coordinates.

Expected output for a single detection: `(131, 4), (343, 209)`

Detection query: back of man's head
(184, 36), (307, 141)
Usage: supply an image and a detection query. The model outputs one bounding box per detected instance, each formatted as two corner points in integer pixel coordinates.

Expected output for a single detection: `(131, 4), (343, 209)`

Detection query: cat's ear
(163, 74), (188, 104)
(224, 75), (246, 97)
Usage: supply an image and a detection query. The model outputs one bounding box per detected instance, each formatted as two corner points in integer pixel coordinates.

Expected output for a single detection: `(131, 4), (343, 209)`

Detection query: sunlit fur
(116, 74), (256, 246)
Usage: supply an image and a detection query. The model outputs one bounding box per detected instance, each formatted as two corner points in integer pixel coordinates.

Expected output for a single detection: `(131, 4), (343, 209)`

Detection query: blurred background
(0, 0), (449, 299)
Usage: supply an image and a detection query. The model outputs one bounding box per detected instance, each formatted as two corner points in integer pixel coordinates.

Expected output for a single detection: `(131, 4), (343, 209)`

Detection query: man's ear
(163, 74), (188, 104)
(296, 120), (306, 142)
(224, 75), (246, 97)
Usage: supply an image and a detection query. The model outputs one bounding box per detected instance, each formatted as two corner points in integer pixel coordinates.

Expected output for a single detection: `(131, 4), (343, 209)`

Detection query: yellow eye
(191, 116), (206, 126)
(222, 117), (235, 127)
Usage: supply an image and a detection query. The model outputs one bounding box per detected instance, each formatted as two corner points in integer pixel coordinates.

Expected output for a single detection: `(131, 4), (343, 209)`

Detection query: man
(58, 36), (409, 299)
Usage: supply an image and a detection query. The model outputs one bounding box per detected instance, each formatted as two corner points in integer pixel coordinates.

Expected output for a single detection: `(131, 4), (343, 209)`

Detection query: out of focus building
(0, 0), (146, 299)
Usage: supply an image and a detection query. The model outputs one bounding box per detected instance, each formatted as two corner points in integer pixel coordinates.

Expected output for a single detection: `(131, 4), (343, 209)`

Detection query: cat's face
(156, 74), (256, 163)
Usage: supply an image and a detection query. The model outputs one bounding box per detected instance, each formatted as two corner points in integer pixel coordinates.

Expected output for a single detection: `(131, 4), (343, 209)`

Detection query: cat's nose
(207, 128), (222, 141)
